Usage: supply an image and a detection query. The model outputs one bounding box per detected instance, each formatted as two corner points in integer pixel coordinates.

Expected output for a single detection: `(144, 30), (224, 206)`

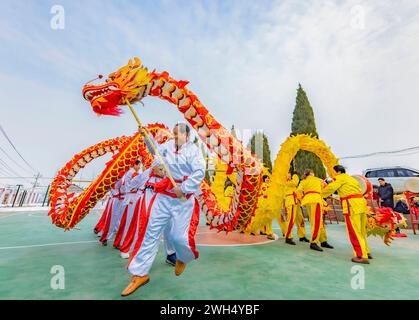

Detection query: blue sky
(1, 0), (419, 187)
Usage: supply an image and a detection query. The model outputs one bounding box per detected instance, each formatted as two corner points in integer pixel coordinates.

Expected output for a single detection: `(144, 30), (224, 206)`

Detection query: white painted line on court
(0, 240), (98, 251)
(28, 212), (47, 217)
(0, 207), (50, 213)
(0, 211), (30, 219)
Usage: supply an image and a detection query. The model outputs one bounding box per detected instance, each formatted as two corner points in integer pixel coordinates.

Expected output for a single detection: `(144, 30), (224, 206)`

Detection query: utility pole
(32, 172), (41, 192)
(12, 184), (23, 207)
(30, 172), (41, 206)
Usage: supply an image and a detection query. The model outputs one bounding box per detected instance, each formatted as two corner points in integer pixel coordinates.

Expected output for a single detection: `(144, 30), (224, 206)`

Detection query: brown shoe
(351, 257), (370, 264)
(175, 260), (186, 276)
(367, 254), (373, 259)
(121, 275), (150, 297)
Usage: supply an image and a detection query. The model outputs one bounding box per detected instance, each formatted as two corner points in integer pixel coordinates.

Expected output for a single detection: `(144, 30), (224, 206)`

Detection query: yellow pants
(319, 219), (327, 243)
(277, 211), (287, 236)
(284, 205), (307, 239)
(343, 211), (370, 259)
(306, 203), (327, 244)
(262, 222), (274, 236)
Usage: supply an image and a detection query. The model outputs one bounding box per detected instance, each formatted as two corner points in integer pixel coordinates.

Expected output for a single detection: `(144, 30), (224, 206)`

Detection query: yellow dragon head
(82, 57), (153, 116)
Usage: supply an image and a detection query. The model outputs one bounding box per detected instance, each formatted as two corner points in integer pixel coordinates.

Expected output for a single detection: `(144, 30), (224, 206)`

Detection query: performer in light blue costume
(122, 123), (205, 297)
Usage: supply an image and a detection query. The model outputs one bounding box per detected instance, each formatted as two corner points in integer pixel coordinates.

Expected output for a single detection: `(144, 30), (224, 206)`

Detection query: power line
(0, 167), (11, 176)
(0, 155), (33, 184)
(0, 124), (38, 173)
(387, 150), (419, 157)
(0, 161), (32, 185)
(341, 145), (419, 159)
(0, 176), (55, 179)
(0, 157), (24, 178)
(0, 145), (34, 175)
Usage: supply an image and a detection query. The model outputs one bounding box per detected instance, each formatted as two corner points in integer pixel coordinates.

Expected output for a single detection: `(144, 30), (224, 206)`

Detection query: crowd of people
(250, 165), (372, 263)
(92, 122), (399, 297)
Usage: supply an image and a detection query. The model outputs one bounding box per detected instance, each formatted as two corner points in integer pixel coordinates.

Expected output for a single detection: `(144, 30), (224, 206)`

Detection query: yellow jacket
(296, 176), (323, 206)
(284, 174), (299, 207)
(321, 173), (368, 214)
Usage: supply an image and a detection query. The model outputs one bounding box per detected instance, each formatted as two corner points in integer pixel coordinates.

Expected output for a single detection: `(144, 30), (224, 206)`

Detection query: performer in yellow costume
(206, 179), (235, 226)
(224, 179), (235, 209)
(296, 169), (334, 252)
(283, 173), (309, 245)
(259, 175), (277, 240)
(322, 165), (371, 264)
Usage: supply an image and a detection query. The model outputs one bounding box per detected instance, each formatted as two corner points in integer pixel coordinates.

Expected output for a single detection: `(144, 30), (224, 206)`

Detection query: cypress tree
(248, 131), (273, 173)
(291, 84), (326, 179)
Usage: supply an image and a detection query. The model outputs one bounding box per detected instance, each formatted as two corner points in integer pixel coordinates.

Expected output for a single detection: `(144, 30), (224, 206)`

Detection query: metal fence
(0, 185), (51, 207)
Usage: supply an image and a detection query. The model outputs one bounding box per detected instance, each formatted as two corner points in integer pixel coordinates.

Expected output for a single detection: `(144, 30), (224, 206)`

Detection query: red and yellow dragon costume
(49, 57), (405, 243)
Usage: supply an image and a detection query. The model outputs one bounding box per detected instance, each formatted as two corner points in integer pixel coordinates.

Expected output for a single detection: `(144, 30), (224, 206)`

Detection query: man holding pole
(121, 122), (206, 297)
(321, 165), (371, 264)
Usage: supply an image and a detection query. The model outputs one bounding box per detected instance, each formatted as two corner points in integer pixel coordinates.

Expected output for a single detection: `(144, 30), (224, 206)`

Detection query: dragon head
(82, 57), (154, 116)
(367, 207), (408, 245)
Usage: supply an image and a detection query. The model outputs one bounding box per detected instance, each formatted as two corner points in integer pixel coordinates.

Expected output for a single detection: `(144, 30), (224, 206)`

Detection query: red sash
(285, 192), (297, 204)
(112, 193), (125, 200)
(340, 194), (363, 215)
(340, 194), (363, 201)
(305, 191), (320, 195)
(145, 176), (192, 199)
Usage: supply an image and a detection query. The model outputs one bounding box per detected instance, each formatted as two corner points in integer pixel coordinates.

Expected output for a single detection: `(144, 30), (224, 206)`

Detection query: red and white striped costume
(113, 168), (141, 248)
(120, 168), (175, 256)
(97, 179), (126, 243)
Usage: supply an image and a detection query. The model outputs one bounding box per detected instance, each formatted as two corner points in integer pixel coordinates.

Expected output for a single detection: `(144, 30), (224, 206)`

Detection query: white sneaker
(120, 252), (130, 259)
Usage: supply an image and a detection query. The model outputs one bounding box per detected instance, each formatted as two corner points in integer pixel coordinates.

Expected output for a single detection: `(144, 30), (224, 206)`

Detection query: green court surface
(0, 209), (418, 300)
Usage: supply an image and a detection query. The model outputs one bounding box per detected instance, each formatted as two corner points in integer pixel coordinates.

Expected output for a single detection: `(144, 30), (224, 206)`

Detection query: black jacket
(378, 183), (394, 208)
(394, 200), (409, 214)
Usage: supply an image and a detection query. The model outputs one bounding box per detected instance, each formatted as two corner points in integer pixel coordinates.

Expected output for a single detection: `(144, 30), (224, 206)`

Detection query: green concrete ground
(0, 209), (418, 300)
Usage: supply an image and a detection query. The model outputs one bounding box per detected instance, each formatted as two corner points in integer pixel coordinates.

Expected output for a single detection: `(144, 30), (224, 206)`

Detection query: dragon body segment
(82, 58), (263, 231)
(49, 123), (170, 229)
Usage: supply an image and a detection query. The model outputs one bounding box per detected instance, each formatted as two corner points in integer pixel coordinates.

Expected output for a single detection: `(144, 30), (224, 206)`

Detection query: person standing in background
(377, 177), (404, 236)
(377, 178), (394, 208)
